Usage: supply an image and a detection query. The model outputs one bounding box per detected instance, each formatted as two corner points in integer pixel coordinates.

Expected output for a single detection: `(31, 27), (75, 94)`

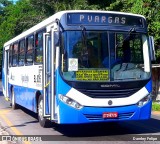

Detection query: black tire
(11, 88), (18, 110)
(38, 95), (52, 128)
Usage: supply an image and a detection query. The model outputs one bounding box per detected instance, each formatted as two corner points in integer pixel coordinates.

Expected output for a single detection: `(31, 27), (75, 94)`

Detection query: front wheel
(38, 95), (52, 128)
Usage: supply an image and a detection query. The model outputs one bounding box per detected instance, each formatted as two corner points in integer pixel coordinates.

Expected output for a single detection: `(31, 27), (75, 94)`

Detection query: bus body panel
(8, 65), (42, 91)
(8, 83), (39, 112)
(2, 48), (9, 99)
(56, 77), (152, 124)
(7, 65), (43, 113)
(2, 67), (5, 95)
(58, 79), (151, 107)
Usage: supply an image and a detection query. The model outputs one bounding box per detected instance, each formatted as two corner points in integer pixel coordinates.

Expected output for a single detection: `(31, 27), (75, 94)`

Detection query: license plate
(103, 112), (118, 119)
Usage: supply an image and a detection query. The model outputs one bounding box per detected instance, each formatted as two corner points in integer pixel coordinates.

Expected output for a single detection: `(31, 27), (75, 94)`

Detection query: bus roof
(3, 10), (145, 48)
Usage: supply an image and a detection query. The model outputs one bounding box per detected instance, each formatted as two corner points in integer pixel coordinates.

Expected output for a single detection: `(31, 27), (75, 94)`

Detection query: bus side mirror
(149, 36), (156, 61)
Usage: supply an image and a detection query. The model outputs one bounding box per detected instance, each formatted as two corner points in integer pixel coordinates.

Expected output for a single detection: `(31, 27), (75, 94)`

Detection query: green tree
(0, 0), (41, 70)
(0, 0), (44, 48)
(30, 0), (54, 17)
(0, 0), (13, 23)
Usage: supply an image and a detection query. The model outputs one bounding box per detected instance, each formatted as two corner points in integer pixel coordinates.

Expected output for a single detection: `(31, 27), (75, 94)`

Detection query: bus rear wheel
(38, 95), (52, 128)
(11, 88), (18, 110)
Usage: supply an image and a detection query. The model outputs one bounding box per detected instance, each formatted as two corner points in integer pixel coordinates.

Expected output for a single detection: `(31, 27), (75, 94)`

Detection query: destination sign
(67, 13), (144, 27)
(76, 70), (109, 81)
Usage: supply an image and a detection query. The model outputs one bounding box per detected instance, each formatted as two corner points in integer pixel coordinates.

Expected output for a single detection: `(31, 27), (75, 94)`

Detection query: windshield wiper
(79, 25), (90, 67)
(80, 25), (87, 48)
(116, 27), (136, 48)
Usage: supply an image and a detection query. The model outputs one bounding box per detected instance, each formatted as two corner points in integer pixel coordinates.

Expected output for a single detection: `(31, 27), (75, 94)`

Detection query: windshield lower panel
(61, 31), (151, 82)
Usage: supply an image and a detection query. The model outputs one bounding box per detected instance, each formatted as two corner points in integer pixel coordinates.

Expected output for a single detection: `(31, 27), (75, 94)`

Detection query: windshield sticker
(76, 70), (109, 81)
(68, 58), (78, 71)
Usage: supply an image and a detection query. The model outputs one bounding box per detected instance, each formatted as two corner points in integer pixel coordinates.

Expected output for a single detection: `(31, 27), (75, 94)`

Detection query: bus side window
(35, 31), (44, 63)
(26, 35), (34, 65)
(18, 39), (25, 66)
(12, 43), (18, 67)
(9, 45), (12, 67)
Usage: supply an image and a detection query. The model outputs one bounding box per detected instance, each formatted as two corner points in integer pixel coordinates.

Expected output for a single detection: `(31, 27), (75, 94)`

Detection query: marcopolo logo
(101, 84), (120, 88)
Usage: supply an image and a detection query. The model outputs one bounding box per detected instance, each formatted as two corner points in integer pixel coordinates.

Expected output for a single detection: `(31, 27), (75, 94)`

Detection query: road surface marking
(0, 109), (11, 115)
(0, 109), (31, 144)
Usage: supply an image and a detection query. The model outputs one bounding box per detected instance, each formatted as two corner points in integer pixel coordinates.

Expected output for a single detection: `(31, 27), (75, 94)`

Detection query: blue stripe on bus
(56, 69), (72, 96)
(2, 69), (5, 91)
(8, 83), (40, 112)
(58, 99), (152, 124)
(145, 80), (152, 93)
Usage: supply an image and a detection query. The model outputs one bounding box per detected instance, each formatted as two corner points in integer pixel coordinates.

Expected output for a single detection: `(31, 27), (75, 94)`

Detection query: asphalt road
(0, 83), (160, 144)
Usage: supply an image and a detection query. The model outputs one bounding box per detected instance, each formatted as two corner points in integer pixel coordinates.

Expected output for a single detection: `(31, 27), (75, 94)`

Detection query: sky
(9, 0), (19, 3)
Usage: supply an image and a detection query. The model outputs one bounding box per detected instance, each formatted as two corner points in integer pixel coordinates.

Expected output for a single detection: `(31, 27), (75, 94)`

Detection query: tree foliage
(0, 0), (159, 63)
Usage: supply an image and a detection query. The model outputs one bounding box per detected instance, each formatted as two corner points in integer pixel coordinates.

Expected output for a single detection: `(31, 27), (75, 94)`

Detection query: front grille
(77, 88), (140, 98)
(84, 112), (134, 121)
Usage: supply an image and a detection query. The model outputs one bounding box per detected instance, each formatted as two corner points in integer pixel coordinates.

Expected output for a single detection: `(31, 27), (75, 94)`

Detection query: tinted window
(18, 39), (25, 66)
(26, 35), (34, 65)
(12, 43), (18, 66)
(35, 31), (45, 63)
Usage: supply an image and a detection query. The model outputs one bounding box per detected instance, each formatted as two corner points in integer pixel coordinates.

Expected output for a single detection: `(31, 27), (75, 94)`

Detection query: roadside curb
(152, 111), (160, 115)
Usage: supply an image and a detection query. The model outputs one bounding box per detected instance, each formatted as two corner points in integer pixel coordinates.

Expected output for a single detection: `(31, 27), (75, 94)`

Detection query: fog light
(137, 94), (152, 107)
(59, 94), (83, 109)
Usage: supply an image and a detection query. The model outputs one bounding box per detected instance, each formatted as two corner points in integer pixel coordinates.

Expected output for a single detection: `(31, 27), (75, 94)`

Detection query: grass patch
(152, 102), (160, 111)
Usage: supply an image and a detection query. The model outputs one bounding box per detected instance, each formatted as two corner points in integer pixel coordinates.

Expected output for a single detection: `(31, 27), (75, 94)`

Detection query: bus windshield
(61, 30), (151, 82)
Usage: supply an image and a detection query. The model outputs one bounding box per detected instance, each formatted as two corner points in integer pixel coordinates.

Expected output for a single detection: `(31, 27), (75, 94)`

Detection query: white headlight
(59, 94), (83, 109)
(137, 94), (152, 107)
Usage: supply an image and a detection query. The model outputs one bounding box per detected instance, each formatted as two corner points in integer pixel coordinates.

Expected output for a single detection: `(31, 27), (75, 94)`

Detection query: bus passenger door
(43, 29), (56, 121)
(43, 33), (51, 118)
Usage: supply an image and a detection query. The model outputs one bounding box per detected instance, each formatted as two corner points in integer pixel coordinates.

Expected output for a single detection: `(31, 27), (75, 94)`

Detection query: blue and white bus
(2, 10), (155, 127)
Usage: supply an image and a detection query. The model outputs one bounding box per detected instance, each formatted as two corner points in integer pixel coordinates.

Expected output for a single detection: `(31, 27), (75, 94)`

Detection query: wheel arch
(35, 90), (42, 113)
(10, 85), (13, 100)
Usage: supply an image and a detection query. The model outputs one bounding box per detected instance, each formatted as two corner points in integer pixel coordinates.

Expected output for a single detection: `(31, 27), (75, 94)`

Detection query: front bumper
(58, 99), (152, 124)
